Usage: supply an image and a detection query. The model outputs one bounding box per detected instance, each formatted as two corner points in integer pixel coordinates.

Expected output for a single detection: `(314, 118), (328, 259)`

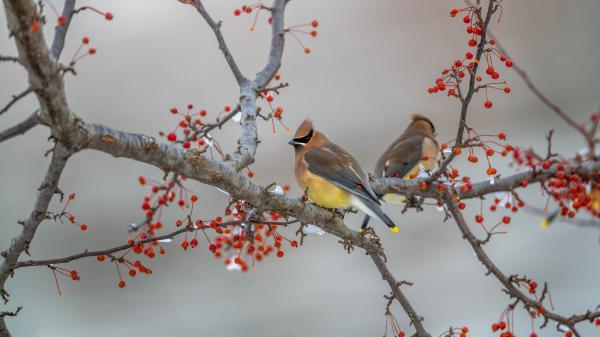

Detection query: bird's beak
(289, 139), (301, 146)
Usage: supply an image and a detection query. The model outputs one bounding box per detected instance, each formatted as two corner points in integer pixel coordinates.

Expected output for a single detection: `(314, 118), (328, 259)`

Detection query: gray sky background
(1, 1), (599, 337)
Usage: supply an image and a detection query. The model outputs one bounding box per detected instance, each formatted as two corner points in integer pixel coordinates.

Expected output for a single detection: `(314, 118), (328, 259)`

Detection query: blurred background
(1, 0), (599, 336)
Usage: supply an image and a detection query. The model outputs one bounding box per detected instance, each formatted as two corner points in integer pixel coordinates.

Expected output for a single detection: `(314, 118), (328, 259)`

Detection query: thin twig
(0, 88), (33, 117)
(0, 110), (40, 143)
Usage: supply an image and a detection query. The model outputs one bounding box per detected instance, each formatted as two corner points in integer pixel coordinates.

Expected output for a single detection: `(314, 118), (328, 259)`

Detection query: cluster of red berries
(48, 266), (81, 296)
(441, 131), (512, 180)
(233, 4), (319, 54)
(285, 20), (319, 54)
(512, 148), (600, 219)
(69, 37), (97, 64)
(259, 83), (290, 133)
(57, 193), (88, 231)
(97, 256), (153, 289)
(160, 104), (231, 158)
(137, 174), (194, 236)
(32, 2), (112, 32)
(429, 6), (512, 110)
(210, 202), (297, 272)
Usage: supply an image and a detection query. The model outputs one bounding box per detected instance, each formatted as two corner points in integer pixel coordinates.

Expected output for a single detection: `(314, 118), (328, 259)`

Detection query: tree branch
(14, 220), (298, 269)
(0, 88), (33, 117)
(455, 0), (496, 145)
(445, 196), (600, 336)
(0, 55), (20, 64)
(0, 110), (40, 143)
(190, 0), (247, 85)
(370, 253), (431, 337)
(50, 0), (77, 59)
(0, 143), (71, 337)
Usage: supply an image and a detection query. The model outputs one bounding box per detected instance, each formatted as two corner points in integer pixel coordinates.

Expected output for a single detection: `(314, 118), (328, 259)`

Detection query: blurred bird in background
(289, 119), (398, 232)
(362, 114), (439, 230)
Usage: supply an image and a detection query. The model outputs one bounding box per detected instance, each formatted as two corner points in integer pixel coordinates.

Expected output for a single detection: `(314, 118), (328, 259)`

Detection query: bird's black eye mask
(293, 129), (314, 144)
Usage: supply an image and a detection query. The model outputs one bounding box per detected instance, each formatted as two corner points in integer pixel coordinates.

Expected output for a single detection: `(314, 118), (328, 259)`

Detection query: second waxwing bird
(361, 114), (439, 230)
(289, 119), (398, 233)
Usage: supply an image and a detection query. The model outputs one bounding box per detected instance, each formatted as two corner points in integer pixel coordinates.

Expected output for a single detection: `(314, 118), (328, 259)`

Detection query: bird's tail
(352, 196), (398, 233)
(361, 215), (371, 231)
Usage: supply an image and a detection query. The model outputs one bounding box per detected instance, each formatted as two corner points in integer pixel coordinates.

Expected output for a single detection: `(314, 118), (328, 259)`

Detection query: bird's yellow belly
(300, 173), (352, 209)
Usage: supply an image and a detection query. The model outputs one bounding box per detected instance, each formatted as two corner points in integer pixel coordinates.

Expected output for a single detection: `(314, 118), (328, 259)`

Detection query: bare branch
(0, 143), (71, 309)
(0, 110), (40, 143)
(3, 0), (73, 139)
(456, 0), (496, 145)
(189, 0), (247, 85)
(50, 0), (77, 59)
(445, 197), (600, 336)
(0, 55), (20, 64)
(0, 88), (33, 117)
(370, 253), (430, 337)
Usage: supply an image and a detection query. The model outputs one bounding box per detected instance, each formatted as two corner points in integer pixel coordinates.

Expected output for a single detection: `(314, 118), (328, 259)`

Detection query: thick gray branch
(0, 143), (70, 337)
(3, 0), (74, 140)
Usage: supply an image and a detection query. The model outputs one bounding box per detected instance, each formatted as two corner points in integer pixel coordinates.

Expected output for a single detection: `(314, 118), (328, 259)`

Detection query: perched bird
(289, 119), (398, 232)
(362, 114), (439, 230)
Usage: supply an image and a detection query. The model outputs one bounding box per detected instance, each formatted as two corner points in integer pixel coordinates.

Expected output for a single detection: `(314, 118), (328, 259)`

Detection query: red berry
(475, 215), (484, 223)
(311, 20), (319, 28)
(234, 9), (241, 16)
(450, 9), (458, 17)
(277, 251), (284, 257)
(97, 255), (106, 262)
(505, 60), (513, 67)
(129, 270), (136, 277)
(57, 16), (66, 26)
(468, 39), (477, 47)
(167, 133), (177, 142)
(498, 132), (506, 140)
(463, 16), (471, 23)
(105, 12), (113, 21)
(118, 280), (126, 288)
(504, 87), (511, 93)
(484, 100), (493, 109)
(502, 216), (511, 224)
(80, 224), (88, 231)
(458, 202), (466, 210)
(465, 52), (473, 59)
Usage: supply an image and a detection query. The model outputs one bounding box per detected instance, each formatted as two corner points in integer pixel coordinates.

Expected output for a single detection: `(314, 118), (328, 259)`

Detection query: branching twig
(445, 196), (600, 336)
(455, 1), (496, 145)
(15, 219), (298, 269)
(0, 88), (33, 117)
(189, 0), (247, 85)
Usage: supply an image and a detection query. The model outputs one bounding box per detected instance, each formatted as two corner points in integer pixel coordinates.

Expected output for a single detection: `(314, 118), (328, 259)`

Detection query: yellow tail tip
(389, 226), (399, 233)
(539, 219), (550, 229)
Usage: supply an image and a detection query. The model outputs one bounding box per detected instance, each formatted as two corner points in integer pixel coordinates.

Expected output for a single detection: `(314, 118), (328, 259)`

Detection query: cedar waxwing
(289, 119), (398, 232)
(362, 114), (439, 230)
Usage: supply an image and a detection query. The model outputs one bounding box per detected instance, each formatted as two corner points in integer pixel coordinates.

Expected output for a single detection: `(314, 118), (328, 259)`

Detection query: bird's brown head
(409, 114), (436, 137)
(289, 118), (315, 149)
